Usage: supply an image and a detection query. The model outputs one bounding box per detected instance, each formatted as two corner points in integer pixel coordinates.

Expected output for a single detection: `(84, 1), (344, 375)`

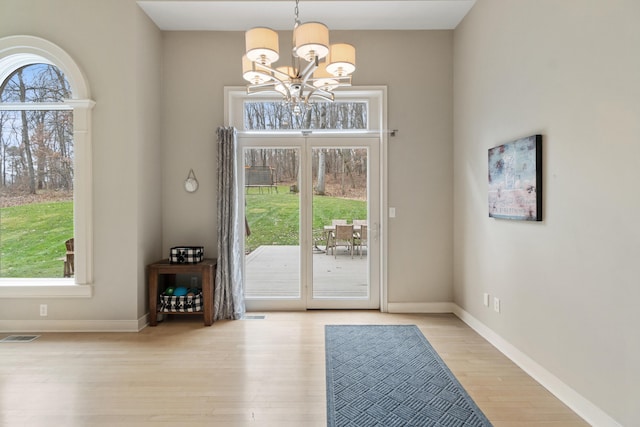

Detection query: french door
(239, 135), (380, 311)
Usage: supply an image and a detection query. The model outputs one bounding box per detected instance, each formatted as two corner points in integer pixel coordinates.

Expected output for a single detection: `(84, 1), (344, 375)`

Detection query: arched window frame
(0, 35), (94, 297)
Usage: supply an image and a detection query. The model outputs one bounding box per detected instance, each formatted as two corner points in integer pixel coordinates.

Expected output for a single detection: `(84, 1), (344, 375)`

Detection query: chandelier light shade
(312, 62), (339, 90)
(326, 43), (356, 77)
(242, 0), (356, 113)
(245, 27), (279, 64)
(294, 22), (330, 61)
(242, 55), (270, 85)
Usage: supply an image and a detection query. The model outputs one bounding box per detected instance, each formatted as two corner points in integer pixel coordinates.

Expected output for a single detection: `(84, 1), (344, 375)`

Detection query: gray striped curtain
(215, 126), (245, 320)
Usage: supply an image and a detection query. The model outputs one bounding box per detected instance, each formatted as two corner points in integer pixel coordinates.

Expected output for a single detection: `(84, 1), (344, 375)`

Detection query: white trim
(379, 86), (388, 313)
(0, 102), (72, 111)
(384, 302), (620, 427)
(67, 99), (95, 285)
(138, 314), (150, 331)
(224, 85), (385, 131)
(452, 305), (622, 427)
(0, 35), (90, 99)
(0, 318), (143, 333)
(387, 302), (456, 313)
(0, 279), (92, 298)
(0, 36), (95, 293)
(228, 86), (389, 311)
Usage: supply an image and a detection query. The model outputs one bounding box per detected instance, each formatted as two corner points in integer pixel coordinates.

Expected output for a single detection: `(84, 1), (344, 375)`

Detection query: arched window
(0, 36), (94, 296)
(0, 64), (74, 277)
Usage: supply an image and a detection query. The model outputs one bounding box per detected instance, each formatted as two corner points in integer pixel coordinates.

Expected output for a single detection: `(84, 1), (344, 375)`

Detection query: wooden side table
(147, 258), (217, 326)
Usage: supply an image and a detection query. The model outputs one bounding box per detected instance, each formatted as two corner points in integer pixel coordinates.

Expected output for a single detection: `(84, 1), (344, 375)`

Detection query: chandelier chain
(294, 0), (300, 25)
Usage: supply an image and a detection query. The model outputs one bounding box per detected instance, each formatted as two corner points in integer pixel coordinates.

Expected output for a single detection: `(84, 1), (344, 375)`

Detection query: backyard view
(0, 193), (73, 277)
(0, 86), (372, 285)
(0, 63), (74, 278)
(246, 184), (366, 251)
(241, 101), (374, 302)
(244, 147), (367, 252)
(244, 145), (371, 301)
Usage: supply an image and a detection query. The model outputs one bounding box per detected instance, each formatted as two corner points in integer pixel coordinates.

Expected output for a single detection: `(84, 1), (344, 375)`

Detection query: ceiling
(137, 1), (476, 31)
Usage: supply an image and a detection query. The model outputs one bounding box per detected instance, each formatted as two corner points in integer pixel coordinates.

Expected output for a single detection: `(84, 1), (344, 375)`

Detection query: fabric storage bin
(169, 246), (204, 264)
(159, 291), (203, 313)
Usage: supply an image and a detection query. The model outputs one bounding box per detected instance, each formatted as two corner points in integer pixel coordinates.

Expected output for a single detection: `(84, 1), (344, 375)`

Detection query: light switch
(389, 207), (396, 218)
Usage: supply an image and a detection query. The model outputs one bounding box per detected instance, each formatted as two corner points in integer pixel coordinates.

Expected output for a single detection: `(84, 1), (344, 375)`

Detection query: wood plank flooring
(0, 311), (589, 426)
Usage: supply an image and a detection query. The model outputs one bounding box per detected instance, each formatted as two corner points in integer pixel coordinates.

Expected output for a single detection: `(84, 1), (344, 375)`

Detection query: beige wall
(134, 4), (164, 319)
(0, 4), (454, 321)
(1, 0), (636, 424)
(453, 1), (640, 425)
(161, 30), (454, 304)
(0, 0), (162, 324)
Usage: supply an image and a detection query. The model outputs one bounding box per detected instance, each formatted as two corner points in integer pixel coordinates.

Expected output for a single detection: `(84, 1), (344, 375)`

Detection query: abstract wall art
(488, 134), (542, 221)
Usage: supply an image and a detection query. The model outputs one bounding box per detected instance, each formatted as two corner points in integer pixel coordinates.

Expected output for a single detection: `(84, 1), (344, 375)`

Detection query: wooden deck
(245, 245), (368, 298)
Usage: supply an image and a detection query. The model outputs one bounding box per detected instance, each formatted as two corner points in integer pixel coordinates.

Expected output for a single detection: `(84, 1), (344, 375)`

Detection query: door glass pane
(312, 147), (369, 299)
(244, 148), (301, 299)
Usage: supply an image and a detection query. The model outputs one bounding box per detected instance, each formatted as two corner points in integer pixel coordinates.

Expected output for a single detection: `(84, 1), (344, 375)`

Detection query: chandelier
(242, 0), (356, 114)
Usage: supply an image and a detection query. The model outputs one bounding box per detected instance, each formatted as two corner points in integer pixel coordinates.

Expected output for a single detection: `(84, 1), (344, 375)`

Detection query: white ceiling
(137, 1), (476, 31)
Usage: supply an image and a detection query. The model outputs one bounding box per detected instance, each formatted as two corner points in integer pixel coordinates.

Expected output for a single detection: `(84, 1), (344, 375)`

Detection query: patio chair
(325, 220), (347, 255)
(355, 224), (368, 258)
(333, 224), (354, 258)
(313, 228), (326, 253)
(63, 238), (74, 277)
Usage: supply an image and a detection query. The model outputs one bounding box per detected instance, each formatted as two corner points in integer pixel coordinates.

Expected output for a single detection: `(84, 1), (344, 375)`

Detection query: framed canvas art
(488, 134), (542, 221)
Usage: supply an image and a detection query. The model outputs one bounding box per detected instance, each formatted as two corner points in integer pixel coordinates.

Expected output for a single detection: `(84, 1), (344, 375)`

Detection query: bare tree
(0, 111), (6, 186)
(242, 100), (368, 195)
(315, 150), (326, 195)
(0, 63), (72, 194)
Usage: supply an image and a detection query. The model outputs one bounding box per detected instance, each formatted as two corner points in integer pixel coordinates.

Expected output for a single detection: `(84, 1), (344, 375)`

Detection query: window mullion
(0, 102), (72, 111)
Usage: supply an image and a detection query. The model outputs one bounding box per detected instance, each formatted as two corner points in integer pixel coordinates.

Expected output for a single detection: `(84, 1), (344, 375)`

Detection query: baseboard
(0, 305), (622, 426)
(0, 319), (142, 333)
(451, 305), (622, 427)
(384, 301), (620, 427)
(138, 313), (150, 331)
(386, 302), (456, 313)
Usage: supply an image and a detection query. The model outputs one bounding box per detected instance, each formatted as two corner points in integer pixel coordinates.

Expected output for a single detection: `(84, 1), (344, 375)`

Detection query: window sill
(0, 278), (93, 298)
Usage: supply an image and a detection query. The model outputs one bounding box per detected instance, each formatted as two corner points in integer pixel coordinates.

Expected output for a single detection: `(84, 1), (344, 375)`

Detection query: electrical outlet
(191, 276), (198, 287)
(40, 304), (48, 317)
(493, 297), (501, 313)
(483, 293), (490, 307)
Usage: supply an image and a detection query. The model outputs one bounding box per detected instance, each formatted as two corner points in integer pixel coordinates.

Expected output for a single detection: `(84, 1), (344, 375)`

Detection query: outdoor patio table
(323, 224), (364, 254)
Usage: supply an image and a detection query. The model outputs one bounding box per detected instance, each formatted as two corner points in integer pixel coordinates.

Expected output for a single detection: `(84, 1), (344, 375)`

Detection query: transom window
(243, 101), (368, 130)
(226, 87), (383, 133)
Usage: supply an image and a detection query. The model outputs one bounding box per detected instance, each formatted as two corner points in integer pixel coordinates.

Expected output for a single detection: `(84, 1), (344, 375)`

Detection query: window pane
(0, 63), (74, 278)
(312, 147), (369, 299)
(244, 101), (367, 130)
(244, 148), (301, 299)
(1, 63), (71, 103)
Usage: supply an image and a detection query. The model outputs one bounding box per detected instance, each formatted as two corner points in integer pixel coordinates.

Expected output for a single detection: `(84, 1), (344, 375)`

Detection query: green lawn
(0, 187), (363, 275)
(245, 185), (366, 251)
(0, 201), (73, 278)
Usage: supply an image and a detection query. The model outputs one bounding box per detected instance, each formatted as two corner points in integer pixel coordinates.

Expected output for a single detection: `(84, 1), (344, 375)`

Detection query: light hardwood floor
(0, 311), (589, 427)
